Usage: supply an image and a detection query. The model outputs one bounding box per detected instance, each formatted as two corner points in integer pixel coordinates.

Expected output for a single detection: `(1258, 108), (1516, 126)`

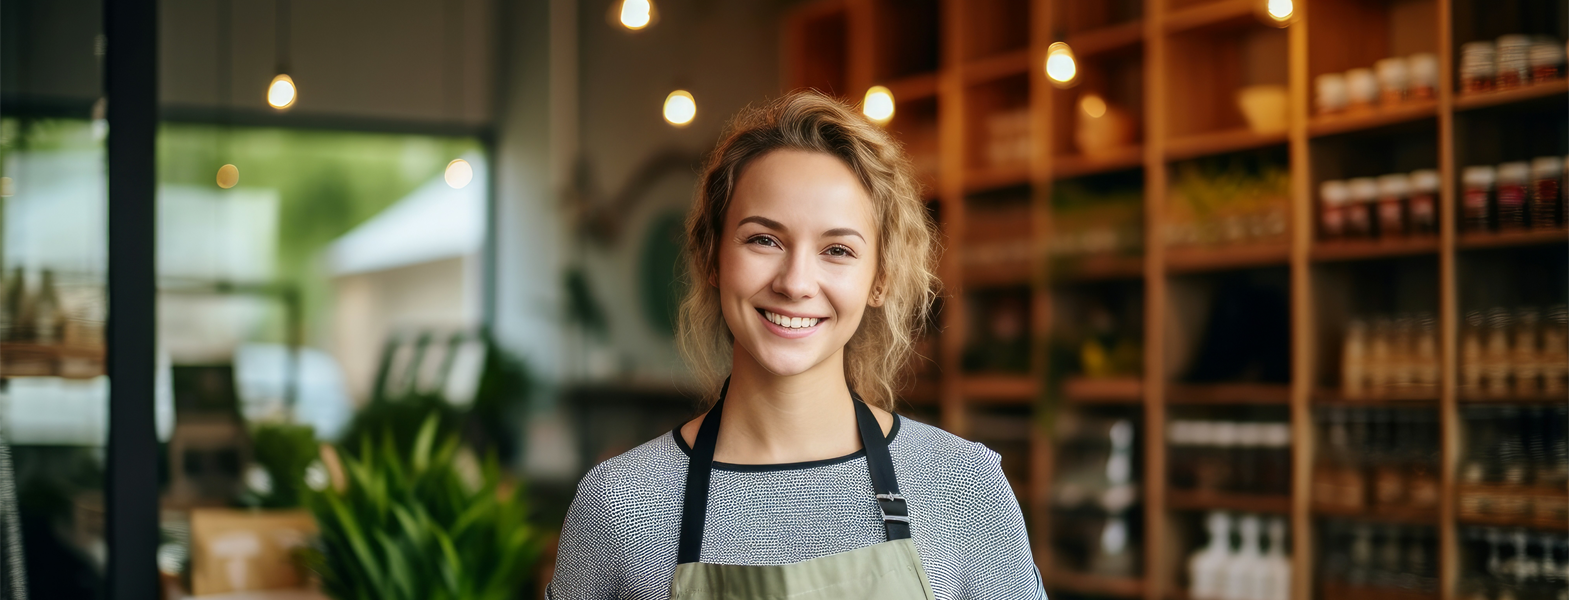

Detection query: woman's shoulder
(574, 430), (689, 502)
(889, 415), (1003, 475)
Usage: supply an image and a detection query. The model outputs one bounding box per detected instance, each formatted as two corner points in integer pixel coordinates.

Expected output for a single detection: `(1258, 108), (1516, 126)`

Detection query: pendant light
(1260, 0), (1295, 26)
(619, 0), (653, 30)
(441, 0), (473, 189)
(1045, 41), (1079, 88)
(863, 85), (895, 124)
(663, 90), (696, 126)
(267, 0), (297, 109)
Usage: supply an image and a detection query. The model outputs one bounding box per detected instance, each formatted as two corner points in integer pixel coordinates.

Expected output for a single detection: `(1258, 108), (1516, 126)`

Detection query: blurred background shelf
(1456, 229), (1569, 249)
(1061, 377), (1143, 404)
(1165, 242), (1290, 274)
(1168, 383), (1291, 405)
(1164, 128), (1287, 162)
(1043, 567), (1147, 599)
(961, 375), (1038, 403)
(1311, 237), (1440, 262)
(1168, 490), (1291, 514)
(1453, 80), (1569, 111)
(1052, 147), (1144, 180)
(1307, 101), (1438, 138)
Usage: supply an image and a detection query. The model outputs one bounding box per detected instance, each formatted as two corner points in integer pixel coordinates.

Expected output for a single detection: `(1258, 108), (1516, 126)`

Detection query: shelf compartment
(1165, 128), (1287, 161)
(1168, 383), (1290, 405)
(959, 0), (1030, 64)
(1456, 229), (1569, 250)
(1456, 513), (1569, 531)
(0, 342), (106, 379)
(1042, 568), (1146, 599)
(1455, 80), (1569, 112)
(1067, 20), (1145, 58)
(1313, 503), (1441, 525)
(1168, 490), (1291, 513)
(963, 166), (1033, 195)
(1308, 101), (1438, 138)
(962, 375), (1039, 403)
(1458, 392), (1570, 405)
(1166, 242), (1290, 273)
(1311, 237), (1440, 262)
(1062, 377), (1144, 404)
(871, 0), (941, 81)
(783, 2), (850, 96)
(1053, 146), (1145, 180)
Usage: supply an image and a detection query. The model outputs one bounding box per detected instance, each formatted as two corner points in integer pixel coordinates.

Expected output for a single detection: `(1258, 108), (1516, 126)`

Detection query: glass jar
(1461, 166), (1495, 232)
(1375, 58), (1409, 106)
(1530, 39), (1565, 83)
(1407, 169), (1439, 234)
(1407, 53), (1438, 99)
(1459, 41), (1497, 94)
(1345, 68), (1378, 111)
(1530, 156), (1563, 229)
(1320, 180), (1350, 239)
(1495, 35), (1533, 90)
(1494, 161), (1529, 230)
(1316, 73), (1349, 115)
(1347, 177), (1378, 238)
(1377, 173), (1410, 237)
(1512, 307), (1541, 396)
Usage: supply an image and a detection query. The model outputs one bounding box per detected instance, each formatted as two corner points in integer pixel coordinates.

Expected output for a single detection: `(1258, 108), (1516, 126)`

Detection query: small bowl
(1236, 85), (1288, 134)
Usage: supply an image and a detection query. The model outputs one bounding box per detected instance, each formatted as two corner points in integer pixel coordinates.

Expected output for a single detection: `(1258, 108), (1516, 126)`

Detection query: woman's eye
(749, 236), (778, 248)
(825, 245), (854, 258)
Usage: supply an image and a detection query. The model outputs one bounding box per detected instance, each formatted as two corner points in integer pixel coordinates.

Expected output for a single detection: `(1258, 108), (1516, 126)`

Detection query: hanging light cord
(276, 0), (291, 73)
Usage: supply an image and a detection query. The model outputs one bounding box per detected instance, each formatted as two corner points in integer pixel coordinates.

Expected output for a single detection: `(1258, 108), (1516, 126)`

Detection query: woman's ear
(708, 270), (718, 288)
(868, 280), (887, 307)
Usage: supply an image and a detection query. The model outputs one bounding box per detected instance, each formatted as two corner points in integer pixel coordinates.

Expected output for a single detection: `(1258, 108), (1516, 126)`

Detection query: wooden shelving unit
(781, 1), (1568, 599)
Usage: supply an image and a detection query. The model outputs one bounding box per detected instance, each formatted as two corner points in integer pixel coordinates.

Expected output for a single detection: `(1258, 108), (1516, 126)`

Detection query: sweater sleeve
(546, 464), (624, 600)
(954, 444), (1048, 599)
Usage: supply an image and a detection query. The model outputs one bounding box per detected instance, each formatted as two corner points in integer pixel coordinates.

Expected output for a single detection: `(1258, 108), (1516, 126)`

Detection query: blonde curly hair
(676, 90), (940, 411)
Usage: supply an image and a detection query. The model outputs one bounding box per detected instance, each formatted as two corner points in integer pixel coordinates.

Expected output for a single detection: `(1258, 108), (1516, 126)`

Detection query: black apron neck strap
(675, 378), (909, 565)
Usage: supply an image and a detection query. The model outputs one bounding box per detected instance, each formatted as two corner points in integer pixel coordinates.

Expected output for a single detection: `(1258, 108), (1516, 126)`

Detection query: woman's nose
(772, 249), (818, 300)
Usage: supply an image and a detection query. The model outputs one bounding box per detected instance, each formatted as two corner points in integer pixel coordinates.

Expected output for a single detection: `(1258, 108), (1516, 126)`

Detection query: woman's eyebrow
(822, 227), (865, 242)
(738, 216), (865, 242)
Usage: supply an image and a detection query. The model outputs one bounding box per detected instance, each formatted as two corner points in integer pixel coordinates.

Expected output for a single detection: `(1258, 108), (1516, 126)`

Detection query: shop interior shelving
(782, 0), (1567, 599)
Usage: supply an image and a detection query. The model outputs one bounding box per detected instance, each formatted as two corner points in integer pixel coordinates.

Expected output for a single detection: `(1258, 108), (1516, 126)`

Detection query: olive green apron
(669, 379), (937, 600)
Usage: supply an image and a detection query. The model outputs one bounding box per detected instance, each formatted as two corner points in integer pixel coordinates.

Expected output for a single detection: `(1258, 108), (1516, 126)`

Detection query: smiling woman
(546, 91), (1046, 600)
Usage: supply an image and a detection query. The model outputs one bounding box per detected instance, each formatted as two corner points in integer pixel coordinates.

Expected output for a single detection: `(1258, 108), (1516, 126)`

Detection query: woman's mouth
(756, 308), (826, 337)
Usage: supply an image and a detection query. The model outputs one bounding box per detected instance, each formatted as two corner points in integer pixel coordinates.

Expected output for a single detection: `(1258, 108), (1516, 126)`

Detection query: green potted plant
(304, 415), (544, 599)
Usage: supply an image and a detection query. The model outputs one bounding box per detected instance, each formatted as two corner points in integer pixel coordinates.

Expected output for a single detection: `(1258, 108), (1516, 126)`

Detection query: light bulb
(620, 0), (652, 29)
(1045, 42), (1078, 87)
(217, 164), (240, 189)
(445, 159), (474, 189)
(1080, 94), (1108, 118)
(267, 74), (297, 109)
(664, 90), (696, 126)
(863, 86), (896, 124)
(1266, 0), (1293, 22)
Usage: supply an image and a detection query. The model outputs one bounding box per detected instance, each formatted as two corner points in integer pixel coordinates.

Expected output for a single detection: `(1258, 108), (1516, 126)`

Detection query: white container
(1345, 68), (1378, 108)
(1315, 73), (1349, 114)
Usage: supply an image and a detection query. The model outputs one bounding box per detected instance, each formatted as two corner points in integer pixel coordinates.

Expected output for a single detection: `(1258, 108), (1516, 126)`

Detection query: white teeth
(764, 311), (820, 329)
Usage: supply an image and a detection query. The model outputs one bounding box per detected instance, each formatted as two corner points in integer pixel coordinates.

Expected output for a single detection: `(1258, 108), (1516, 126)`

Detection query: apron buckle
(876, 493), (909, 523)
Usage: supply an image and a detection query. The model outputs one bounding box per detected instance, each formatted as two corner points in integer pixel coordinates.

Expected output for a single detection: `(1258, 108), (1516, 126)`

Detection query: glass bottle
(1368, 317), (1394, 397)
(1413, 313), (1439, 394)
(1484, 308), (1514, 398)
(1512, 308), (1542, 396)
(1372, 410), (1406, 507)
(1459, 41), (1497, 94)
(1343, 319), (1369, 398)
(1390, 314), (1416, 395)
(1462, 166), (1496, 232)
(1407, 169), (1439, 235)
(1496, 162), (1530, 230)
(1531, 40), (1566, 84)
(1543, 305), (1568, 394)
(1461, 310), (1486, 396)
(1496, 35), (1533, 90)
(1406, 410), (1440, 510)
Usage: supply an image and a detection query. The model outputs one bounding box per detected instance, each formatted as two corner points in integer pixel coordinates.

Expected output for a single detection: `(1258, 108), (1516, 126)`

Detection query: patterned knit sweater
(546, 415), (1047, 599)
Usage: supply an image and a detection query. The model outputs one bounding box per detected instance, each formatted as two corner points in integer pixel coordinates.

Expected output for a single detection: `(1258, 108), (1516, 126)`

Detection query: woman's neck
(683, 342), (892, 465)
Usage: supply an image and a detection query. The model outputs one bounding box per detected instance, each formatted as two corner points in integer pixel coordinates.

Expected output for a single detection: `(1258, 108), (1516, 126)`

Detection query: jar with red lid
(1320, 180), (1350, 239)
(1377, 173), (1410, 237)
(1531, 156), (1564, 229)
(1346, 177), (1378, 238)
(1496, 162), (1530, 230)
(1461, 166), (1495, 232)
(1459, 41), (1496, 94)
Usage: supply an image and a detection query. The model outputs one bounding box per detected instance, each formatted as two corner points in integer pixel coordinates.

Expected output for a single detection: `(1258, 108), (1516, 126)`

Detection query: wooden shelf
(0, 341), (106, 379)
(1458, 392), (1570, 405)
(1456, 229), (1568, 250)
(1456, 513), (1569, 531)
(1308, 101), (1438, 138)
(1166, 242), (1290, 274)
(1313, 503), (1442, 525)
(1050, 253), (1145, 282)
(1311, 237), (1440, 262)
(1052, 146), (1144, 180)
(962, 48), (1030, 84)
(1165, 128), (1287, 161)
(962, 374), (1038, 403)
(1062, 377), (1144, 404)
(1043, 568), (1146, 599)
(1314, 389), (1439, 407)
(1066, 20), (1144, 57)
(1163, 0), (1256, 34)
(1454, 80), (1569, 112)
(884, 72), (940, 102)
(964, 259), (1034, 287)
(1169, 490), (1291, 513)
(1169, 383), (1291, 405)
(963, 165), (1033, 194)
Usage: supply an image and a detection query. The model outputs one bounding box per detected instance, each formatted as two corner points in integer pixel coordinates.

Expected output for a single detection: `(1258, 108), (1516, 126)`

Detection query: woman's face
(716, 149), (882, 379)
